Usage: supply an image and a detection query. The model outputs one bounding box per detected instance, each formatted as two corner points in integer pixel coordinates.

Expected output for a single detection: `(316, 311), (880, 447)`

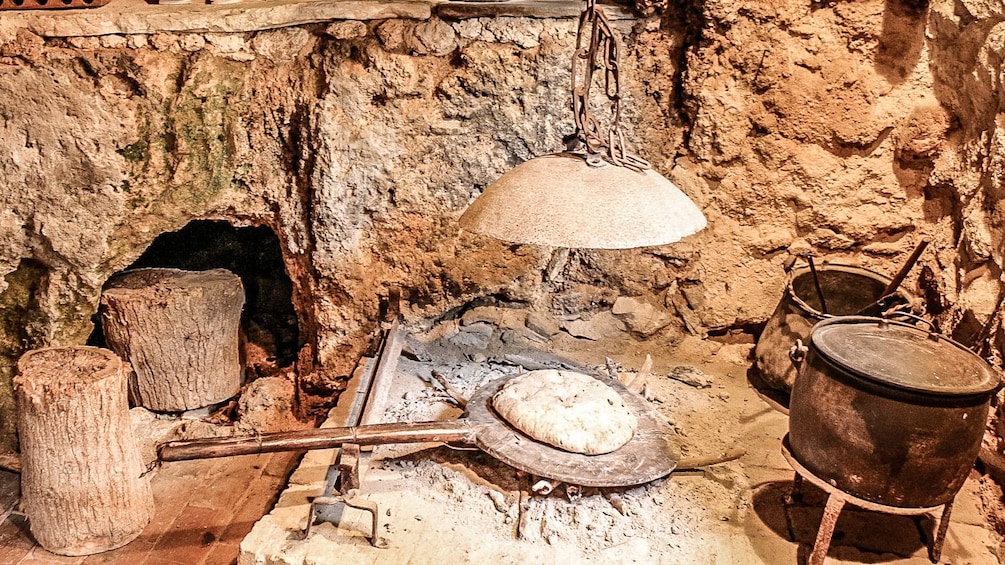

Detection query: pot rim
(785, 262), (904, 319)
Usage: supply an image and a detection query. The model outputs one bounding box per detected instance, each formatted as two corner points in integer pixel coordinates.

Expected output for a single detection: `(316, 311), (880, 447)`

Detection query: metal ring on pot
(785, 262), (911, 319)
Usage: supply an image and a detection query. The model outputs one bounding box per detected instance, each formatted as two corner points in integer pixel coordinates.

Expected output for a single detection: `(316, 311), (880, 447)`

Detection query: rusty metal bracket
(337, 443), (362, 493)
(300, 289), (403, 547)
(302, 443), (385, 548)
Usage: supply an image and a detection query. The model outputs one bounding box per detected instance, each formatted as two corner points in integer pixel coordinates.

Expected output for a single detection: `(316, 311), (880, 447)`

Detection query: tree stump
(100, 268), (245, 411)
(15, 346), (153, 556)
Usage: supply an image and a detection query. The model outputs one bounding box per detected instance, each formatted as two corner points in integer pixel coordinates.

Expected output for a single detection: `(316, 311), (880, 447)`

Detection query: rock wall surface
(0, 1), (1003, 450)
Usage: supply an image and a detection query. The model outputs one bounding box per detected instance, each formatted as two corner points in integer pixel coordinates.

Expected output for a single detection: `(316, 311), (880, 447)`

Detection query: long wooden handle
(853, 238), (931, 317)
(157, 420), (476, 462)
(882, 238), (930, 297)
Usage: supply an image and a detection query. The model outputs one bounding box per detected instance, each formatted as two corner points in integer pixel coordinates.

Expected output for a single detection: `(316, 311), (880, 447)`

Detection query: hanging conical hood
(459, 153), (707, 249)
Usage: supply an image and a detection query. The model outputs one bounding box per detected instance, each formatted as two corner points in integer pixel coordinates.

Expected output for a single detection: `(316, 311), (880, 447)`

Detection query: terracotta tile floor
(0, 451), (301, 565)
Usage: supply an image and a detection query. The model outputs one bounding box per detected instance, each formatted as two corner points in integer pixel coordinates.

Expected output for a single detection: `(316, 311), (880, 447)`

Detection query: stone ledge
(4, 0), (432, 37)
(1, 0), (635, 37)
(435, 1), (633, 20)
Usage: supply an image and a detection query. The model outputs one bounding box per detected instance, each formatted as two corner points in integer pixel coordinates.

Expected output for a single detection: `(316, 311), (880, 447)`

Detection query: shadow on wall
(0, 259), (49, 453)
(875, 0), (930, 83)
(87, 220), (302, 376)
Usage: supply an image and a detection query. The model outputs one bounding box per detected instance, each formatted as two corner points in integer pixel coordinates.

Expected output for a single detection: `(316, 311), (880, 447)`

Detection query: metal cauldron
(755, 261), (914, 395)
(788, 316), (1001, 508)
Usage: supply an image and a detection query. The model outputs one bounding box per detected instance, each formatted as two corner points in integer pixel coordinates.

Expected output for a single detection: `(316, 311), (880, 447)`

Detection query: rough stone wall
(0, 1), (1004, 450)
(672, 0), (946, 329)
(927, 1), (1005, 333)
(0, 15), (694, 434)
(0, 27), (320, 445)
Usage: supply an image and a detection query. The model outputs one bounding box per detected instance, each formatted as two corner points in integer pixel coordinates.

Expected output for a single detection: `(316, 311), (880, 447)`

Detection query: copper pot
(755, 263), (914, 395)
(789, 316), (1000, 508)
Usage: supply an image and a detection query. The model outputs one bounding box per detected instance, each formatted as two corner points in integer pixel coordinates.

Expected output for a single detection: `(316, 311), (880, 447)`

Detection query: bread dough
(492, 370), (637, 455)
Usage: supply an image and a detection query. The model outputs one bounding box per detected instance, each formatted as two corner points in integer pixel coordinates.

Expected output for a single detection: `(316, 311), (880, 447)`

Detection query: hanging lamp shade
(458, 0), (707, 249)
(458, 153), (707, 249)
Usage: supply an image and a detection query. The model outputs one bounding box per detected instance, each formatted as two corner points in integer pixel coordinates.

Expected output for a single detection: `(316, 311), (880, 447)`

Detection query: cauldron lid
(811, 316), (1001, 396)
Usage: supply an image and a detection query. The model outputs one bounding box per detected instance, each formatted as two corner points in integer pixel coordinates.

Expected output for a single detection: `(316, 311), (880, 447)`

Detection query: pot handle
(881, 311), (943, 342)
(789, 339), (808, 367)
(882, 309), (936, 330)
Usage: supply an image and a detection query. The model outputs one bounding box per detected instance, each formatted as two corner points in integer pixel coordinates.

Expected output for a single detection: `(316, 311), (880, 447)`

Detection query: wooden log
(99, 268), (245, 411)
(15, 346), (153, 556)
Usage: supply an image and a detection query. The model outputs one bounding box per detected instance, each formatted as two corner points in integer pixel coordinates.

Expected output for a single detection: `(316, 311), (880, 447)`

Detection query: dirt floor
(239, 322), (1005, 565)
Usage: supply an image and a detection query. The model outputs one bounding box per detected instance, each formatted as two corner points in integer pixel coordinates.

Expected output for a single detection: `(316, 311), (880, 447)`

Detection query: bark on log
(100, 268), (245, 411)
(15, 346), (153, 556)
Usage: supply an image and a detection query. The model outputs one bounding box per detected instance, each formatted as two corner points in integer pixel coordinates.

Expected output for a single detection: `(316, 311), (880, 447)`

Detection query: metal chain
(570, 0), (649, 172)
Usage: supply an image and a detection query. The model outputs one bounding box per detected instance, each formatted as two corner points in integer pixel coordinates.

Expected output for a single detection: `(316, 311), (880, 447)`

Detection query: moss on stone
(160, 58), (249, 207)
(117, 140), (148, 163)
(0, 259), (49, 453)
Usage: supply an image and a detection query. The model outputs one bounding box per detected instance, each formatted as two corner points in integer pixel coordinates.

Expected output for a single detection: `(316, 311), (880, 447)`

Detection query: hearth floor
(240, 333), (1004, 565)
(0, 332), (1003, 564)
(0, 450), (300, 565)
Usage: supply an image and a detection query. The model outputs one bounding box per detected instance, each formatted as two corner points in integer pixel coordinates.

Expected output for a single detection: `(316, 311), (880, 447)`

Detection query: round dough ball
(492, 370), (637, 455)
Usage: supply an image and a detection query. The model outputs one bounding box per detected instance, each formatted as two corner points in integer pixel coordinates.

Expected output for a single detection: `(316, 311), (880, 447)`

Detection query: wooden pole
(157, 419), (475, 462)
(15, 346), (153, 556)
(854, 238), (931, 317)
(100, 268), (245, 411)
(881, 238), (931, 297)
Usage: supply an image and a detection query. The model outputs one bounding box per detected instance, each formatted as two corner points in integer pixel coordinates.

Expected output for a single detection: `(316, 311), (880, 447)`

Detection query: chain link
(570, 0), (649, 172)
